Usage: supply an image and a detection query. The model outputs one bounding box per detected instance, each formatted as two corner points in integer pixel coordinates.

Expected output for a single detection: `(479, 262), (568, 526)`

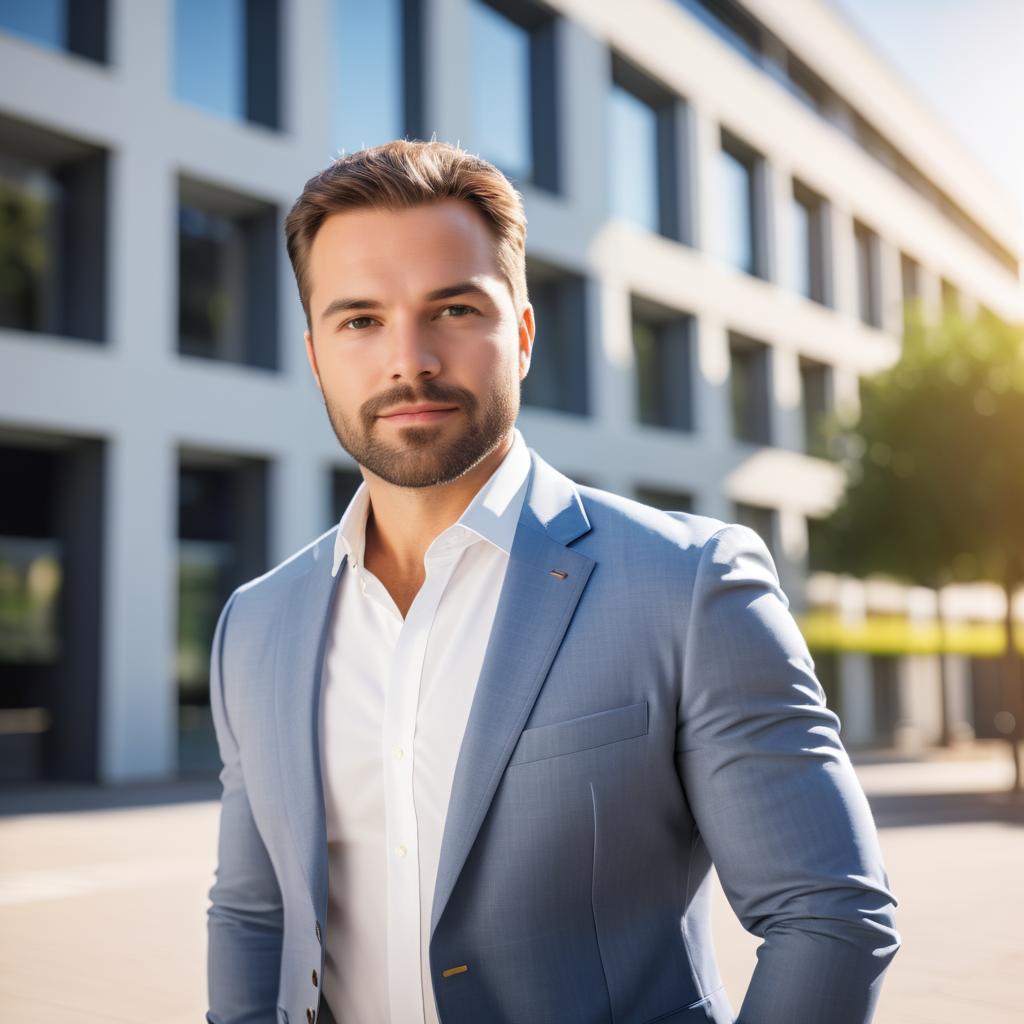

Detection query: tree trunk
(934, 580), (953, 747)
(1002, 576), (1022, 792)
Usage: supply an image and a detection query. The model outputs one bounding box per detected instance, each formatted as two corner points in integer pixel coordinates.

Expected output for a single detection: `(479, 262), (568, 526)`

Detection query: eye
(340, 316), (378, 331)
(438, 304), (477, 318)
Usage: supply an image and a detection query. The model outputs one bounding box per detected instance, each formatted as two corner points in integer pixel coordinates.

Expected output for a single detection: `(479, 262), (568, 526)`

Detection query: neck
(361, 431), (515, 577)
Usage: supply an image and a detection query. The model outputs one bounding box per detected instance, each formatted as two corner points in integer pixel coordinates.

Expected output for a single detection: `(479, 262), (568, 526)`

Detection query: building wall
(0, 0), (1020, 780)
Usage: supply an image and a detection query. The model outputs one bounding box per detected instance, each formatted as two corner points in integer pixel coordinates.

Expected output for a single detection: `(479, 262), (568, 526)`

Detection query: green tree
(816, 307), (1024, 790)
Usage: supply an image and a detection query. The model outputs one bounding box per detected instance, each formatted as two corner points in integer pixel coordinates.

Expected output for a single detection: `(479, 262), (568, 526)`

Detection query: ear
(517, 303), (535, 381)
(304, 329), (321, 390)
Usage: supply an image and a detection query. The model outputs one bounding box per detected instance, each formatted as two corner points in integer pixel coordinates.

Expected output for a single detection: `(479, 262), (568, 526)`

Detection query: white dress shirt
(318, 427), (532, 1024)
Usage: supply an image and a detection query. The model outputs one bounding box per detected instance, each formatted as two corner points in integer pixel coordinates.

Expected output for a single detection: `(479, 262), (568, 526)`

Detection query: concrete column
(829, 201), (858, 322)
(831, 365), (862, 428)
(558, 17), (610, 223)
(593, 276), (634, 432)
(690, 99), (721, 257)
(99, 1), (179, 781)
(100, 429), (177, 781)
(839, 651), (874, 748)
(692, 314), (732, 521)
(879, 238), (904, 337)
(771, 345), (803, 452)
(917, 264), (944, 323)
(767, 156), (793, 291)
(777, 507), (808, 612)
(272, 448), (330, 566)
(694, 314), (731, 445)
(423, 0), (473, 143)
(897, 654), (944, 750)
(943, 652), (976, 743)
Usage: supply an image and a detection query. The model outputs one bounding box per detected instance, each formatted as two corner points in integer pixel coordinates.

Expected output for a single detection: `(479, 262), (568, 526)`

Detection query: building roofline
(743, 0), (1023, 262)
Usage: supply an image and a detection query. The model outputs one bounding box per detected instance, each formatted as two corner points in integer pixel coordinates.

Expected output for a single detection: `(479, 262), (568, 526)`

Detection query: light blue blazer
(206, 444), (899, 1024)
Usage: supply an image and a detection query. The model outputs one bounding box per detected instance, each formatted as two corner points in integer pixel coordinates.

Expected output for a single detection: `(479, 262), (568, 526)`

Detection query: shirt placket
(382, 534), (469, 1024)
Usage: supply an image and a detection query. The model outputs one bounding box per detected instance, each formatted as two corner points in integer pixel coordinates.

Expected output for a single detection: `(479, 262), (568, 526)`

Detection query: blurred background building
(1, 0), (1022, 784)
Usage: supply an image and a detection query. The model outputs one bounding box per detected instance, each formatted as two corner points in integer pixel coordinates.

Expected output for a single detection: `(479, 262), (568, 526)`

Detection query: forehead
(307, 199), (504, 307)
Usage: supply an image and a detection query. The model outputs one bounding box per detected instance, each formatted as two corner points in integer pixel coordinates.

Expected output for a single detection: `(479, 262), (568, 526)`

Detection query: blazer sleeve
(206, 589), (285, 1024)
(675, 524), (900, 1024)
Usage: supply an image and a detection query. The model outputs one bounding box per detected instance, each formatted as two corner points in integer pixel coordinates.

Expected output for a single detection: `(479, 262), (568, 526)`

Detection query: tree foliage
(817, 307), (1024, 592)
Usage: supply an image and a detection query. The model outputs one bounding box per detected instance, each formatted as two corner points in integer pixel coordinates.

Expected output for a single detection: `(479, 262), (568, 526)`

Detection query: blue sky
(827, 0), (1024, 224)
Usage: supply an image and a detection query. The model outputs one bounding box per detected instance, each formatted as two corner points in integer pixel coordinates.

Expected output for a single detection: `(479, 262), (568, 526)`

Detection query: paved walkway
(711, 745), (1023, 1024)
(0, 745), (1020, 1023)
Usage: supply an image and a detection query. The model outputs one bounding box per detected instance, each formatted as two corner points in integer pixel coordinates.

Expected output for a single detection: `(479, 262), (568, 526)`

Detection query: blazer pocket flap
(509, 700), (649, 766)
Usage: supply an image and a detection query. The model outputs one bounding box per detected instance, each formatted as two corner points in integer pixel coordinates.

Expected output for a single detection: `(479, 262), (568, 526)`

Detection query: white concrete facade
(0, 0), (1021, 780)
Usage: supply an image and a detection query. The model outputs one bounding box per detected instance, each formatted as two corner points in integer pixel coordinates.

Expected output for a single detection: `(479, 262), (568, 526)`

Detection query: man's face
(303, 198), (534, 489)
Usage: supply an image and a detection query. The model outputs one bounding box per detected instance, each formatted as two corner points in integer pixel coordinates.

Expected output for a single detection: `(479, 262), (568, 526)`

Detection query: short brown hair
(285, 138), (529, 330)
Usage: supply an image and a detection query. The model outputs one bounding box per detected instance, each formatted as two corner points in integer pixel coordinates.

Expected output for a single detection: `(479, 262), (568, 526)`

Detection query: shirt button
(395, 844), (407, 859)
(392, 746), (404, 761)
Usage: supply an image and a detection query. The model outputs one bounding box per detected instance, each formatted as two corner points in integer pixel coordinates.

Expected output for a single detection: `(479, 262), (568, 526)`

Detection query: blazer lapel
(273, 539), (340, 925)
(430, 449), (595, 938)
(271, 449), (595, 936)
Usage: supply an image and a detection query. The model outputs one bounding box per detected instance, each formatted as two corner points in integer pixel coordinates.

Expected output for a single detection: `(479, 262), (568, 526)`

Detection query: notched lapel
(430, 451), (595, 938)
(273, 544), (341, 924)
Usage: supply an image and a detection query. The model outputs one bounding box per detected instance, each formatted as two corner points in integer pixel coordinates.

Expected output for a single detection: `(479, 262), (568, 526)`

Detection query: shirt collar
(331, 427), (532, 578)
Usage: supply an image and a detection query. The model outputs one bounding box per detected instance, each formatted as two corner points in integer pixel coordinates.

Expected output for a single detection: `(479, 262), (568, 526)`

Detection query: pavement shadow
(868, 789), (1024, 829)
(0, 775), (222, 817)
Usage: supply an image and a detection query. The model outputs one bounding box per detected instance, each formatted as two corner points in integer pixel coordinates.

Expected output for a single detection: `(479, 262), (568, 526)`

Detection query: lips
(379, 406), (459, 424)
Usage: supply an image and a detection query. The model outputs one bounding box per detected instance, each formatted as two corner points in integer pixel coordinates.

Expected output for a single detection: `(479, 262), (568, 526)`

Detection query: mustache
(364, 382), (477, 421)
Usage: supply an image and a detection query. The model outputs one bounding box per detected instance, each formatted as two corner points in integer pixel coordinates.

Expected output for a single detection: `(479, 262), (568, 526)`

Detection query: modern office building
(1, 0), (1021, 783)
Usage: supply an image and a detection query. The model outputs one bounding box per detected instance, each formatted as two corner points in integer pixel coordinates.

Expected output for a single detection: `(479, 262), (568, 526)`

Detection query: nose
(387, 314), (442, 383)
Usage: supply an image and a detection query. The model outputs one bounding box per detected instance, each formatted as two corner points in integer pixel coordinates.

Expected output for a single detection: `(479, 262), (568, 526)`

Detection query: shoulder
(569, 482), (778, 591)
(221, 522), (338, 633)
(573, 482), (727, 553)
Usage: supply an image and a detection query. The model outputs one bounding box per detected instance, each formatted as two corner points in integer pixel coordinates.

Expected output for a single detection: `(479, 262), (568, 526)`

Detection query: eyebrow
(318, 281), (493, 322)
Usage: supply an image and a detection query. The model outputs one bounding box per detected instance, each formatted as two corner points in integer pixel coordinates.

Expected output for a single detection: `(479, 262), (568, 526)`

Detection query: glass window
(635, 486), (694, 513)
(521, 260), (589, 416)
(799, 356), (831, 458)
(177, 455), (268, 774)
(609, 85), (660, 234)
(900, 253), (920, 304)
(177, 178), (279, 369)
(806, 515), (831, 574)
(0, 0), (106, 60)
(173, 0), (279, 127)
(632, 303), (694, 432)
(674, 0), (762, 68)
(791, 182), (827, 303)
(174, 0), (246, 121)
(791, 193), (811, 298)
(718, 136), (763, 277)
(729, 332), (771, 445)
(0, 0), (63, 48)
(178, 206), (245, 362)
(0, 116), (107, 343)
(854, 220), (881, 328)
(0, 160), (58, 334)
(0, 438), (104, 784)
(0, 447), (62, 668)
(331, 0), (404, 155)
(733, 501), (777, 561)
(471, 1), (532, 182)
(331, 467), (363, 525)
(900, 253), (921, 331)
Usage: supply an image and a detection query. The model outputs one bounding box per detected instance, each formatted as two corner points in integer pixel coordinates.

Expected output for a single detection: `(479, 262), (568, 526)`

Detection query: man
(206, 139), (899, 1024)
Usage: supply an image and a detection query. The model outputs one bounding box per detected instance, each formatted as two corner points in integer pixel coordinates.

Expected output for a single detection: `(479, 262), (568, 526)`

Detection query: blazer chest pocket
(508, 700), (648, 766)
